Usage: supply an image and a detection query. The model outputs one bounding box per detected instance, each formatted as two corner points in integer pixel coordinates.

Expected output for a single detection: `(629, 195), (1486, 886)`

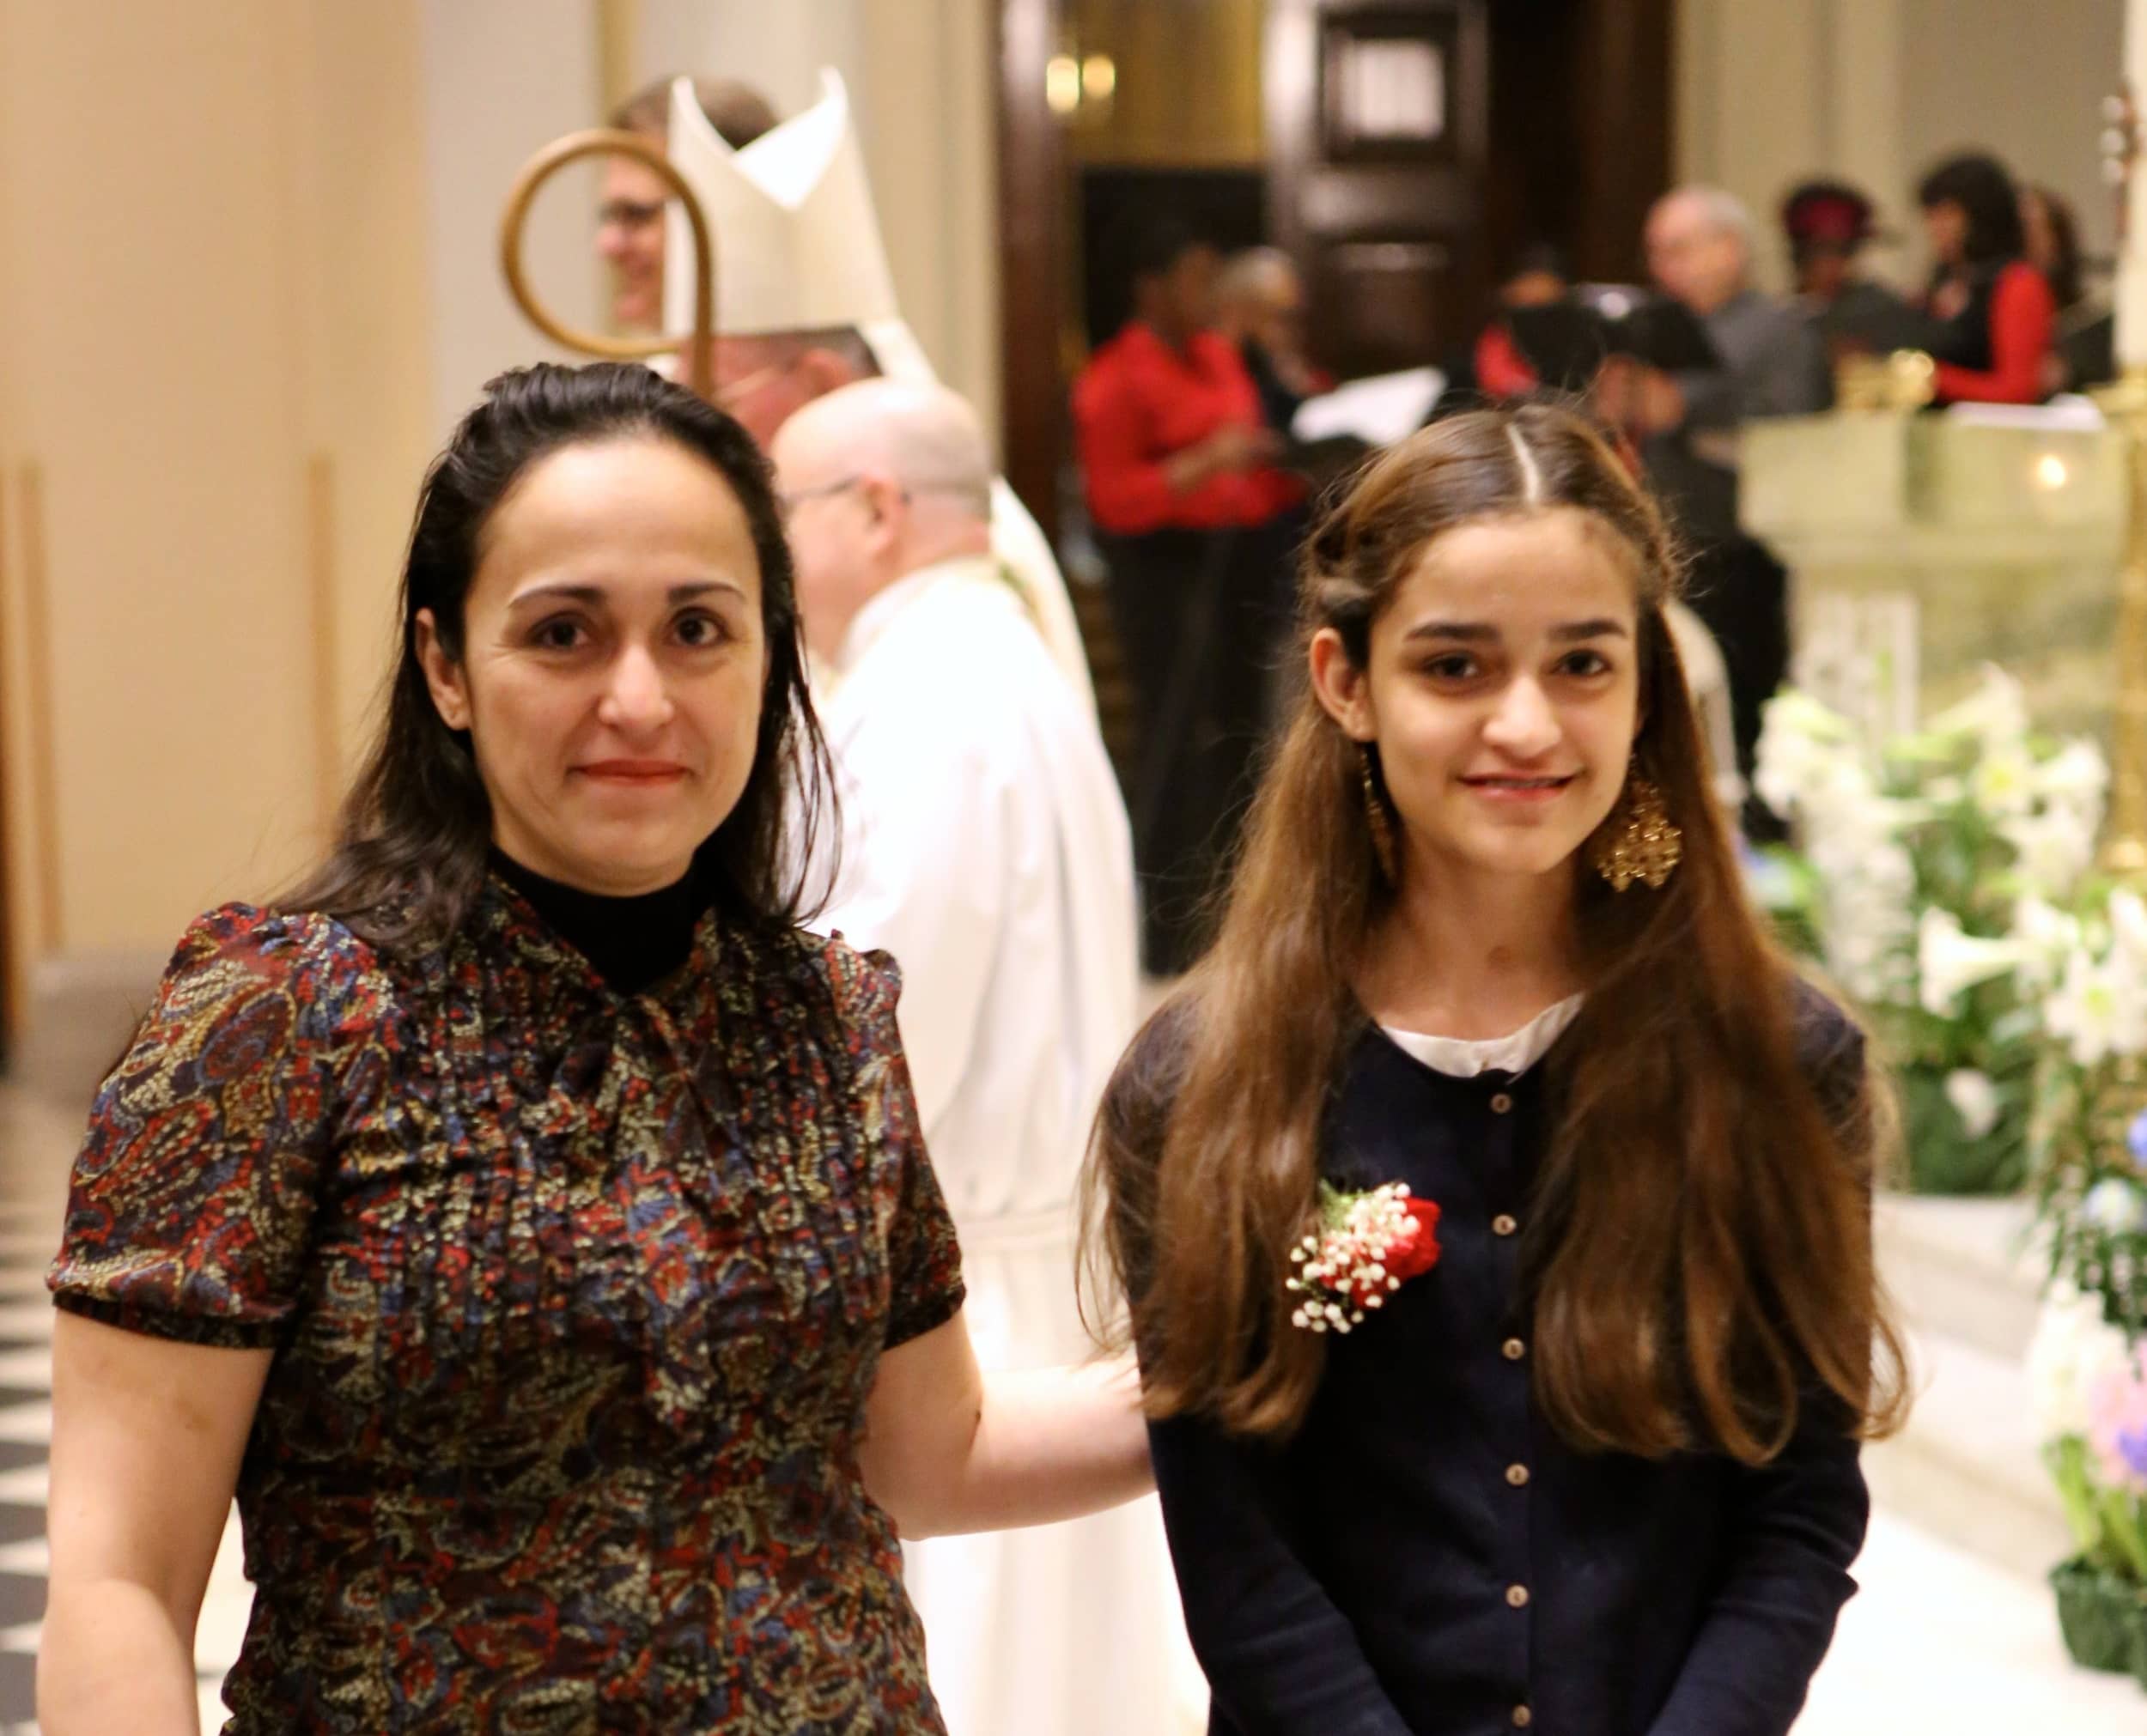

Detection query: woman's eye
(532, 617), (587, 652)
(675, 610), (728, 648)
(1422, 653), (1478, 681)
(1559, 649), (1612, 677)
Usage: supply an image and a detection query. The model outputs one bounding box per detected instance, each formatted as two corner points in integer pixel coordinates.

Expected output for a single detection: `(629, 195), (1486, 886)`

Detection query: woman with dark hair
(1086, 405), (1909, 1735)
(2022, 183), (2116, 392)
(1916, 151), (2056, 404)
(40, 362), (1150, 1733)
(2021, 184), (2085, 313)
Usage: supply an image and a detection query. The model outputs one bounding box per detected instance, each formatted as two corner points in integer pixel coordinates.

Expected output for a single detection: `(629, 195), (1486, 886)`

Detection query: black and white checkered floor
(0, 1196), (247, 1732)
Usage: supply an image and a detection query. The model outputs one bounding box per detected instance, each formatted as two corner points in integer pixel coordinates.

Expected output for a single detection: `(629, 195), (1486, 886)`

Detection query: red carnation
(1389, 1196), (1444, 1281)
(1291, 1183), (1446, 1332)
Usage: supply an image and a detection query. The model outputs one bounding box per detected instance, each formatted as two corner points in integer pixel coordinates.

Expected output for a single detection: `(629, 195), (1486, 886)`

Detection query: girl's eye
(675, 610), (728, 648)
(1559, 649), (1612, 677)
(1422, 653), (1478, 681)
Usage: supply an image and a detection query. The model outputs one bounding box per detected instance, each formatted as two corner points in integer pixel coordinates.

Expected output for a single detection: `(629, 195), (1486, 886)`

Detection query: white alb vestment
(662, 71), (1096, 713)
(812, 555), (1193, 1736)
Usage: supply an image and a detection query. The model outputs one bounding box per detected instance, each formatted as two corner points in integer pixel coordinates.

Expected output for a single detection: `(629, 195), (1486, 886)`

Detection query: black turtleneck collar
(490, 847), (712, 996)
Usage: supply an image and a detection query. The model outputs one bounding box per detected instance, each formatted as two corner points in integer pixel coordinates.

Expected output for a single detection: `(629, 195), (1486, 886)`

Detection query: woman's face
(417, 435), (769, 896)
(1923, 198), (1969, 267)
(1313, 509), (1642, 890)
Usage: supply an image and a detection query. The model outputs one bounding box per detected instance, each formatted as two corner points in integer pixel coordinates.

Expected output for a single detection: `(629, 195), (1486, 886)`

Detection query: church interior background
(5, 0), (2147, 1728)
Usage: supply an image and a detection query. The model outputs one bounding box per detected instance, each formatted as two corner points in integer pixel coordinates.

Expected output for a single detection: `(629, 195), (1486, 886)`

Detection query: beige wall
(0, 0), (1003, 1058)
(1679, 0), (2122, 294)
(853, 0), (1002, 448)
(0, 0), (432, 986)
(1900, 0), (2120, 264)
(420, 0), (605, 440)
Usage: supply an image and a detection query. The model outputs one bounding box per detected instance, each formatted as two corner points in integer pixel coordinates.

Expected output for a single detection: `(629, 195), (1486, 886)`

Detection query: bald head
(1214, 246), (1306, 354)
(778, 380), (995, 519)
(772, 380), (999, 661)
(1645, 185), (1754, 315)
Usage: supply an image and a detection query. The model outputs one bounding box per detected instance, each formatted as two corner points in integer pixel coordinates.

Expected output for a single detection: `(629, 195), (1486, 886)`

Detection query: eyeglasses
(596, 198), (666, 233)
(775, 475), (865, 519)
(774, 476), (993, 520)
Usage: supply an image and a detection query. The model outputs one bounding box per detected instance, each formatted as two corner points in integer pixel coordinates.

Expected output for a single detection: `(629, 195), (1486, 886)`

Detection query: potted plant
(2086, 1342), (2147, 1686)
(2028, 1283), (2144, 1672)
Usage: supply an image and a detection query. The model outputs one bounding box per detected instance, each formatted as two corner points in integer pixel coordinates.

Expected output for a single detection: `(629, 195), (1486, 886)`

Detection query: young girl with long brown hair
(1088, 404), (1909, 1736)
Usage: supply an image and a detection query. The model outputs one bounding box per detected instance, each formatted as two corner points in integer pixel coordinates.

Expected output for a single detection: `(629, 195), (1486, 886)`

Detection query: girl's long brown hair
(1084, 404), (1908, 1464)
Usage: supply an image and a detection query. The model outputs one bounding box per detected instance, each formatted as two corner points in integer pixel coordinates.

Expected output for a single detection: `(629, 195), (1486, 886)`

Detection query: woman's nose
(599, 646), (674, 731)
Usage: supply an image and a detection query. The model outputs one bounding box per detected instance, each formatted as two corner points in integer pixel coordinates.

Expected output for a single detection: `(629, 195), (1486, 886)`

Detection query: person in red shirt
(1074, 216), (1303, 974)
(1075, 222), (1299, 537)
(1915, 153), (2056, 406)
(1469, 245), (1572, 402)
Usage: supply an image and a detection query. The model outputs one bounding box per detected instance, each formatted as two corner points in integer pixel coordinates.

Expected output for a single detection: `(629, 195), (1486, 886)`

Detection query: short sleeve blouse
(49, 880), (966, 1733)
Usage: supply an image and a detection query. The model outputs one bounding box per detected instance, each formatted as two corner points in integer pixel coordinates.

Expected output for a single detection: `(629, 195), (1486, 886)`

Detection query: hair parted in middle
(1084, 402), (1908, 1467)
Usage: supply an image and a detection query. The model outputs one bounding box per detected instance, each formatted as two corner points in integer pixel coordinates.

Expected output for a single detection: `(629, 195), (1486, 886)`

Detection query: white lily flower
(2012, 895), (2083, 991)
(2083, 1175), (2147, 1236)
(1926, 665), (2029, 748)
(1915, 907), (2025, 1017)
(2034, 738), (2110, 804)
(1969, 745), (2039, 821)
(2045, 947), (2147, 1066)
(2000, 803), (2099, 895)
(1943, 1069), (2004, 1139)
(2109, 889), (2147, 969)
(2028, 1282), (2132, 1440)
(1761, 689), (1857, 746)
(1754, 691), (1861, 817)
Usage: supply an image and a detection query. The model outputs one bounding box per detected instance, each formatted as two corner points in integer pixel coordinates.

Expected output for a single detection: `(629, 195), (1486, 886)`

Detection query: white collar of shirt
(830, 553), (1005, 680)
(1379, 993), (1584, 1080)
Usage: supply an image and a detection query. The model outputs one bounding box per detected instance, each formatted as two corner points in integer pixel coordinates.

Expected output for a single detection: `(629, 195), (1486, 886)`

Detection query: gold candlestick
(2096, 369), (2147, 874)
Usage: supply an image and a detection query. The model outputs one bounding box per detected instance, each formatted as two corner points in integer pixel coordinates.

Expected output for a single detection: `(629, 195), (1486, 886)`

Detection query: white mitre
(662, 71), (1095, 713)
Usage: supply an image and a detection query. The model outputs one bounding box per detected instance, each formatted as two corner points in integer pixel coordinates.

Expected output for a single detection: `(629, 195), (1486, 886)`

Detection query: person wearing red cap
(1780, 180), (1926, 359)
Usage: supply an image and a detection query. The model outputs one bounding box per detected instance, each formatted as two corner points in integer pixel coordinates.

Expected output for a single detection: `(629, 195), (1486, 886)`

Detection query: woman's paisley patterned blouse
(49, 874), (967, 1733)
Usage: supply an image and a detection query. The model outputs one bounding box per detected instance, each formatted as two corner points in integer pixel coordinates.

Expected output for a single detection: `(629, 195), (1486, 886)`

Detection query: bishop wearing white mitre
(659, 72), (1199, 1736)
(662, 71), (1094, 713)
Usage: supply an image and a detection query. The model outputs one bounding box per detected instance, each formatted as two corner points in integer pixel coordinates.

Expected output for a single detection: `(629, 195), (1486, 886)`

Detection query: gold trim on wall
(17, 464), (60, 952)
(307, 454), (340, 829)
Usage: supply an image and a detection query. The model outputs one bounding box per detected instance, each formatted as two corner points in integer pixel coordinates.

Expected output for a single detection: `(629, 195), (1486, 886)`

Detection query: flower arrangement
(1752, 669), (2108, 1193)
(2015, 888), (2147, 1343)
(1286, 1181), (1441, 1334)
(2028, 1282), (2147, 1677)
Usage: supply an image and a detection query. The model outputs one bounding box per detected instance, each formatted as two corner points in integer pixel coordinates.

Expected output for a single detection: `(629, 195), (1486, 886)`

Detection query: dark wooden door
(1264, 0), (1491, 379)
(994, 0), (1673, 533)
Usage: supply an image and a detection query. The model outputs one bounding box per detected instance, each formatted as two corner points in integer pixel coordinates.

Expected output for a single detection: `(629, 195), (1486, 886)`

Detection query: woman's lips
(577, 760), (689, 786)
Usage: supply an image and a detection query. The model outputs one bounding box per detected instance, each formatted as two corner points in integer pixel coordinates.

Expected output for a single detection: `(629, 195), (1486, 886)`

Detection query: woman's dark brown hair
(1085, 404), (1908, 1466)
(2025, 184), (2085, 312)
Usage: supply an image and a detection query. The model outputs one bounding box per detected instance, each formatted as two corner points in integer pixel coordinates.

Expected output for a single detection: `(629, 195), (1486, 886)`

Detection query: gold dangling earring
(1360, 747), (1398, 884)
(1588, 765), (1683, 891)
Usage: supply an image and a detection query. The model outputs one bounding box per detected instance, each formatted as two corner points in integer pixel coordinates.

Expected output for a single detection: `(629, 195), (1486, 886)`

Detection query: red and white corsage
(1286, 1181), (1443, 1334)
